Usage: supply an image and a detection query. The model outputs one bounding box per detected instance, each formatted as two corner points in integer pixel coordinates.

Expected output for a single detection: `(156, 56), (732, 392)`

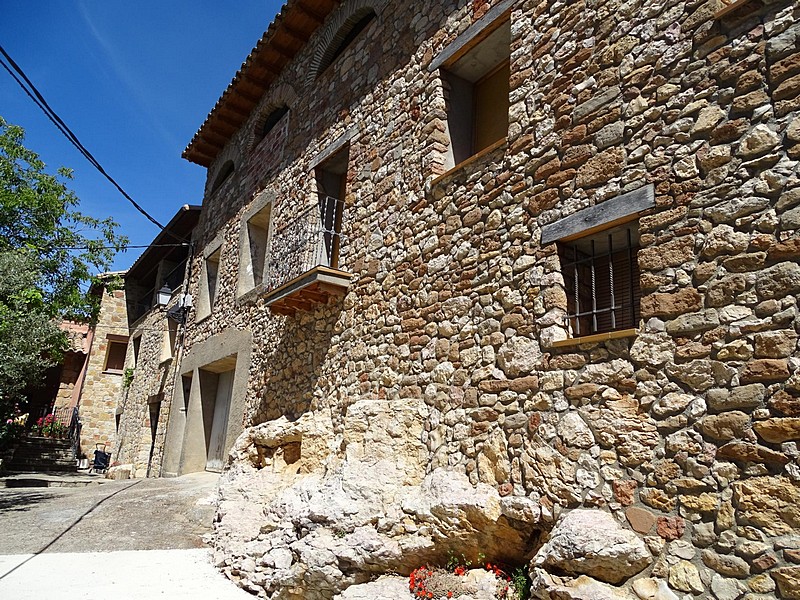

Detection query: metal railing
(36, 406), (81, 458)
(265, 195), (346, 293)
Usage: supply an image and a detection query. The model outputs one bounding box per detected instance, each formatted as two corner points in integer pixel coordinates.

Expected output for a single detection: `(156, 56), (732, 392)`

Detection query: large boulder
(529, 571), (638, 600)
(214, 399), (542, 599)
(533, 509), (651, 584)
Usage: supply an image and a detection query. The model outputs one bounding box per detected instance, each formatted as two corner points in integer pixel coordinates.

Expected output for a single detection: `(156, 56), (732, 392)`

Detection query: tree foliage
(0, 253), (66, 410)
(0, 116), (127, 414)
(0, 116), (126, 320)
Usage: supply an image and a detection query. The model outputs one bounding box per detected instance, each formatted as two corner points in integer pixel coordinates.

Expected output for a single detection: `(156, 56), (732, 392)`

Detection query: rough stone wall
(78, 288), (127, 457)
(185, 0), (800, 597)
(113, 296), (182, 478)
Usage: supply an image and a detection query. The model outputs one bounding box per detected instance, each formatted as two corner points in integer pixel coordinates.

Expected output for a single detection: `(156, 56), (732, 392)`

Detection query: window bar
(590, 239), (597, 334)
(573, 244), (581, 336)
(608, 232), (616, 331)
(626, 227), (635, 328)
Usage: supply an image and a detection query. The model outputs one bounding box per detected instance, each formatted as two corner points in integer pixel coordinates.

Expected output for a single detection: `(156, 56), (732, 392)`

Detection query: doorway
(314, 146), (347, 269)
(146, 394), (162, 477)
(204, 368), (234, 472)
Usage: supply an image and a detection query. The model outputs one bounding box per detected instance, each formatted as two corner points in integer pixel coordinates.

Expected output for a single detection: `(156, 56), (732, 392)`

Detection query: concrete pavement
(0, 472), (254, 599)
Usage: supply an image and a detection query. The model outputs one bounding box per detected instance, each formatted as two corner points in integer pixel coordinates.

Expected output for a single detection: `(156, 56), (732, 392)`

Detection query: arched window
(258, 105), (289, 143)
(210, 160), (235, 193)
(316, 9), (376, 76)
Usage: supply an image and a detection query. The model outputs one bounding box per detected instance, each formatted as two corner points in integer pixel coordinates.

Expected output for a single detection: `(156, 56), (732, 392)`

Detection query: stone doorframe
(160, 328), (252, 477)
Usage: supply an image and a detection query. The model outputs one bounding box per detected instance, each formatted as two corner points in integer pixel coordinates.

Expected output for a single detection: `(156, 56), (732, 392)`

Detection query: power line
(50, 243), (190, 251)
(0, 44), (185, 240)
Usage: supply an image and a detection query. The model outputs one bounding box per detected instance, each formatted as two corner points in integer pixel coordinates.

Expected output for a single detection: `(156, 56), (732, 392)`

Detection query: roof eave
(182, 0), (340, 168)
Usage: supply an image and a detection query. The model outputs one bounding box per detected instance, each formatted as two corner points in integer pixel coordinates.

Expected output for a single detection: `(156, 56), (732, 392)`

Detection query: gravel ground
(0, 472), (254, 599)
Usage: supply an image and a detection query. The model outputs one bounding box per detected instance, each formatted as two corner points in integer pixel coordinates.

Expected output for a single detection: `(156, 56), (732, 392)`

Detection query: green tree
(0, 116), (126, 419)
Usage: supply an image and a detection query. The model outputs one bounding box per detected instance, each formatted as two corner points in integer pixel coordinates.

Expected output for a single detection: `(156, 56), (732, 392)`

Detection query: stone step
(11, 454), (75, 463)
(7, 460), (78, 473)
(9, 456), (76, 466)
(19, 436), (72, 448)
(7, 465), (78, 474)
(8, 435), (78, 473)
(12, 446), (73, 456)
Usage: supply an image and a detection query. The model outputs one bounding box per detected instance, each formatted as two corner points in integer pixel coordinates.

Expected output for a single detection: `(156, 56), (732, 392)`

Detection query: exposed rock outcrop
(533, 509), (651, 584)
(213, 399), (541, 599)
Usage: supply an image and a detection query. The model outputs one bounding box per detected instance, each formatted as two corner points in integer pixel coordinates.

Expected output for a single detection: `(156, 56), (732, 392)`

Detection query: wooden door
(206, 370), (233, 472)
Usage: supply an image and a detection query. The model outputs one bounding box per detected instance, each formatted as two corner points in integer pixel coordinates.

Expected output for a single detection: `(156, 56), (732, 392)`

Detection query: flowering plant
(0, 410), (27, 449)
(33, 413), (67, 438)
(409, 561), (523, 599)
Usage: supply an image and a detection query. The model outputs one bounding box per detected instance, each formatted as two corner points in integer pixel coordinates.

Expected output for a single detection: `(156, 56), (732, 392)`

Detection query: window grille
(559, 223), (641, 337)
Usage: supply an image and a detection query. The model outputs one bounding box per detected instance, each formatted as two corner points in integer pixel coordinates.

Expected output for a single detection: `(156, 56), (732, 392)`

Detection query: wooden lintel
(540, 184), (655, 245)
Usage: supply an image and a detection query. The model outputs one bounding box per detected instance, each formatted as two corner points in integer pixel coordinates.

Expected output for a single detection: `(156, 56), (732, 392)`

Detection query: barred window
(559, 223), (641, 337)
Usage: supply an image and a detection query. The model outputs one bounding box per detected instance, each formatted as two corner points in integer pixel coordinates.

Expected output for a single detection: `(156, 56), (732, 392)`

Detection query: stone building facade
(175, 0), (800, 597)
(111, 206), (199, 478)
(74, 278), (129, 457)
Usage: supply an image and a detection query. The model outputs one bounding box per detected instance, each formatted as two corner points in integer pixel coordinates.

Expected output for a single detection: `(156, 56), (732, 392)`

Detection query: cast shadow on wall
(254, 296), (345, 425)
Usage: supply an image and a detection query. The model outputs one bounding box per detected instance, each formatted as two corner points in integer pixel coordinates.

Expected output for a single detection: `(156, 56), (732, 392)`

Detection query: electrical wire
(0, 44), (188, 243)
(49, 243), (190, 251)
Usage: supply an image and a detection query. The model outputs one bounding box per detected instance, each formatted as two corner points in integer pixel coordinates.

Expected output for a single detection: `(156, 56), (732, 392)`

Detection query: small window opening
(559, 223), (641, 337)
(132, 336), (141, 366)
(104, 340), (128, 373)
(211, 160), (235, 193)
(259, 106), (289, 142)
(442, 20), (510, 167)
(206, 249), (221, 309)
(241, 203), (272, 293)
(161, 317), (179, 362)
(197, 247), (222, 321)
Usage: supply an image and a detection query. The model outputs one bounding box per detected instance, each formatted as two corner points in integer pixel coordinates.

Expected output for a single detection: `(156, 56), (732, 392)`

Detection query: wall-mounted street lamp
(156, 285), (172, 307)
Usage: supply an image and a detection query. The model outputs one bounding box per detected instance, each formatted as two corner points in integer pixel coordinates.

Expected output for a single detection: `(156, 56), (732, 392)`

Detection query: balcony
(128, 259), (187, 323)
(263, 195), (351, 316)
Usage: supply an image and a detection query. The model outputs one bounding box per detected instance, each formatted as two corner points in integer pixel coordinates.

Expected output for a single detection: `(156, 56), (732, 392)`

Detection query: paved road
(0, 473), (253, 599)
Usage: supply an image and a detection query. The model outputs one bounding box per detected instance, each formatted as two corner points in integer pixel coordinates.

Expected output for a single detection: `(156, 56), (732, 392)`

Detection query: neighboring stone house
(171, 0), (798, 597)
(31, 320), (92, 423)
(29, 276), (128, 458)
(112, 205), (200, 478)
(74, 275), (129, 457)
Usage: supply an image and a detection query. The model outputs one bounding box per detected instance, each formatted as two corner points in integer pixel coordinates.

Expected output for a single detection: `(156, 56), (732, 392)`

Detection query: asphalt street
(0, 472), (253, 599)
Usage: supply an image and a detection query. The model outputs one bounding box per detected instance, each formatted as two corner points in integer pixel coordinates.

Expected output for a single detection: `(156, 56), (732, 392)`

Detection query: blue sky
(1, 1), (283, 271)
